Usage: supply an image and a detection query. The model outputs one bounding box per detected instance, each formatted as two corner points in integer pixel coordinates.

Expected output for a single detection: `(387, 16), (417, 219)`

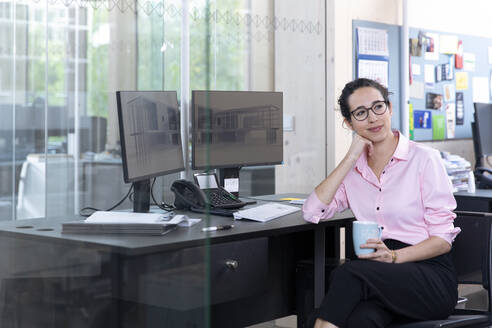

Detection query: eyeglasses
(350, 101), (388, 121)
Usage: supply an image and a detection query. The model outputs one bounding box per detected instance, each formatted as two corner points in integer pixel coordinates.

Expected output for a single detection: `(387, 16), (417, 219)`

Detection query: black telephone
(171, 179), (208, 210)
(475, 167), (492, 189)
(171, 179), (247, 216)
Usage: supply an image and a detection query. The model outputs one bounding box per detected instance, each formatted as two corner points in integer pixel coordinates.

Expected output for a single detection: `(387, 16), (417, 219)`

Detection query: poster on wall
(472, 77), (489, 103)
(455, 92), (464, 125)
(424, 64), (435, 87)
(455, 72), (468, 90)
(440, 35), (458, 54)
(357, 59), (389, 87)
(445, 103), (456, 139)
(426, 93), (443, 110)
(410, 81), (425, 99)
(443, 84), (455, 102)
(357, 27), (389, 57)
(424, 33), (440, 61)
(413, 110), (432, 129)
(432, 114), (446, 140)
(409, 103), (414, 140)
(463, 53), (476, 71)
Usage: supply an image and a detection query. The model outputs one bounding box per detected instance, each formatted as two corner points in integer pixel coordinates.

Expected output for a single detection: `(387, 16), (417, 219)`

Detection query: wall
(329, 0), (402, 172)
(274, 0), (326, 193)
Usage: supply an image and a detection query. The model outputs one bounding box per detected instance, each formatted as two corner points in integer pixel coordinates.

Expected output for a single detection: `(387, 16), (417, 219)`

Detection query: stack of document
(233, 202), (300, 222)
(62, 211), (188, 236)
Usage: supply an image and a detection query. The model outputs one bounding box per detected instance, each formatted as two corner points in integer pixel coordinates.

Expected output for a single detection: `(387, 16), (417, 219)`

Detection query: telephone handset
(171, 179), (208, 210)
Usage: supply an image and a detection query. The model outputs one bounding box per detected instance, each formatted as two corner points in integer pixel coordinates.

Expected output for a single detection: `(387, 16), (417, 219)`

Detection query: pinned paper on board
(445, 103), (456, 139)
(455, 72), (468, 90)
(426, 93), (443, 110)
(357, 27), (389, 57)
(489, 47), (492, 65)
(456, 92), (464, 125)
(472, 77), (489, 103)
(409, 103), (414, 140)
(424, 64), (435, 87)
(432, 114), (446, 140)
(358, 59), (389, 87)
(424, 33), (439, 61)
(443, 84), (455, 102)
(412, 64), (421, 76)
(413, 110), (432, 129)
(439, 35), (458, 54)
(410, 81), (425, 99)
(463, 53), (476, 71)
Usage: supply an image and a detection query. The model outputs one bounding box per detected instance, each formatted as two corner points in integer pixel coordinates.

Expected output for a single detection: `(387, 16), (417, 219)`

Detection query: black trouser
(316, 239), (458, 328)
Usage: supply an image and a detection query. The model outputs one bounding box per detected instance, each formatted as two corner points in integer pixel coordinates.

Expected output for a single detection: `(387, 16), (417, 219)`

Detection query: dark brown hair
(338, 78), (391, 121)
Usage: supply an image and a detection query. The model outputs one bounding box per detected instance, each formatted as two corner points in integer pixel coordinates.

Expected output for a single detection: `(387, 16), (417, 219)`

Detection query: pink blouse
(302, 131), (460, 245)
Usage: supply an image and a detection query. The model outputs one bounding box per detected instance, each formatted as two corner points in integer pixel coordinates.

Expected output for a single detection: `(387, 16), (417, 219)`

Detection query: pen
(202, 225), (234, 232)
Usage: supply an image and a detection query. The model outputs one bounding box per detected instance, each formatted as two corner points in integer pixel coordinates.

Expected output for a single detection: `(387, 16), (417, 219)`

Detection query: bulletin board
(352, 20), (401, 130)
(353, 20), (492, 141)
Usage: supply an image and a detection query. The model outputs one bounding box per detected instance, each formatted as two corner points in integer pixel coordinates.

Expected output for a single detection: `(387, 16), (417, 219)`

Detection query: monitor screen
(191, 90), (283, 169)
(474, 103), (492, 157)
(117, 91), (184, 183)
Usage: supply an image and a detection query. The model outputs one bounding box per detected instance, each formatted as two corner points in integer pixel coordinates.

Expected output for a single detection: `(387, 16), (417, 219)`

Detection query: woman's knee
(346, 301), (392, 328)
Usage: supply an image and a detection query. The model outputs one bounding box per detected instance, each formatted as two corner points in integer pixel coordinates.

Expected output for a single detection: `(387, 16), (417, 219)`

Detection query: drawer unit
(121, 237), (268, 310)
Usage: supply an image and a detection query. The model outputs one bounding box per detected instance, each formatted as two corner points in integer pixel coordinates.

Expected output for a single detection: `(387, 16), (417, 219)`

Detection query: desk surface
(455, 189), (492, 199)
(0, 193), (353, 256)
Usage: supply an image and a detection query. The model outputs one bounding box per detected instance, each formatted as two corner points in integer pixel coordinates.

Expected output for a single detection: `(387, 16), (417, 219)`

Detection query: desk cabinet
(121, 237), (268, 310)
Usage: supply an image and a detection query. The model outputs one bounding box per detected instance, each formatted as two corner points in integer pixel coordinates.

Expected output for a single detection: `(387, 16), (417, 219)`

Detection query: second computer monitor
(474, 102), (492, 157)
(191, 90), (283, 170)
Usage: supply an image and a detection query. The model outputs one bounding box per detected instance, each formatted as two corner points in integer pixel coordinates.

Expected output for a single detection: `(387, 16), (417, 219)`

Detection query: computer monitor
(191, 90), (283, 194)
(116, 91), (184, 212)
(473, 103), (492, 161)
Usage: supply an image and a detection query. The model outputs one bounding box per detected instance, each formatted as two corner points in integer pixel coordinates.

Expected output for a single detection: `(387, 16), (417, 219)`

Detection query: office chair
(388, 211), (492, 328)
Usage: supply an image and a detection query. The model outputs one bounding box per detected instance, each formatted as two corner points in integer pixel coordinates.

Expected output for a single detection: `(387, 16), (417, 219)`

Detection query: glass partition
(0, 0), (327, 326)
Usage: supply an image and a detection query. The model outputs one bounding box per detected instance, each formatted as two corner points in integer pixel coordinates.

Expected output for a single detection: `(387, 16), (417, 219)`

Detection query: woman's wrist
(391, 250), (398, 263)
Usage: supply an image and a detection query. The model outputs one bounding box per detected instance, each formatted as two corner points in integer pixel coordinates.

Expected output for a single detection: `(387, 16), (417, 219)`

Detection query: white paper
(424, 33), (440, 61)
(412, 64), (421, 76)
(488, 47), (492, 65)
(85, 211), (173, 224)
(358, 59), (388, 87)
(439, 35), (458, 54)
(472, 77), (489, 103)
(464, 53), (476, 71)
(233, 203), (300, 222)
(357, 27), (389, 57)
(424, 64), (435, 87)
(409, 81), (425, 99)
(224, 178), (239, 193)
(445, 103), (456, 139)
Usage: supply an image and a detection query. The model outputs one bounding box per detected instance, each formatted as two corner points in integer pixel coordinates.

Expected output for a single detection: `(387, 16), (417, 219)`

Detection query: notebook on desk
(233, 202), (300, 222)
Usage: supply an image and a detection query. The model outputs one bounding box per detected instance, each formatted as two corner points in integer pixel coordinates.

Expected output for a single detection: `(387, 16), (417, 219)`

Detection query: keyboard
(233, 202), (301, 222)
(204, 188), (246, 209)
(190, 206), (236, 217)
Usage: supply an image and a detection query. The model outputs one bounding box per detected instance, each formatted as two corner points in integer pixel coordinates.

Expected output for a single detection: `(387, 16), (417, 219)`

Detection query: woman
(303, 78), (460, 328)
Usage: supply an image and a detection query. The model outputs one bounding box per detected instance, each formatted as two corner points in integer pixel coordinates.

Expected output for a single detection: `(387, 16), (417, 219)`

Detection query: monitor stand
(218, 167), (240, 197)
(133, 180), (150, 213)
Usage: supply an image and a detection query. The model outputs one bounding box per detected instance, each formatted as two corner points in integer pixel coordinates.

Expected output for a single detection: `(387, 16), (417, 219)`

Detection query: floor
(247, 316), (297, 328)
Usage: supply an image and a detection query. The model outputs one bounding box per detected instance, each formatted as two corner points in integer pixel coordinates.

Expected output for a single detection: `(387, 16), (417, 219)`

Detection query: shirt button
(379, 188), (382, 192)
(382, 171), (385, 174)
(321, 209), (325, 213)
(376, 207), (380, 210)
(391, 159), (394, 162)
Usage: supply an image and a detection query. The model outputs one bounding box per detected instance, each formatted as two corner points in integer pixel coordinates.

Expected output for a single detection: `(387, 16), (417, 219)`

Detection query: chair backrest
(453, 211), (492, 312)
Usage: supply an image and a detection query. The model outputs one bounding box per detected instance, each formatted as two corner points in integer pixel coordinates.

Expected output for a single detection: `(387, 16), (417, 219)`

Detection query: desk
(0, 194), (353, 328)
(455, 189), (492, 212)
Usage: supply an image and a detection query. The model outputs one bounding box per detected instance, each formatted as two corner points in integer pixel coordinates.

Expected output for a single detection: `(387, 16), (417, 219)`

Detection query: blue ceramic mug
(353, 221), (383, 256)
